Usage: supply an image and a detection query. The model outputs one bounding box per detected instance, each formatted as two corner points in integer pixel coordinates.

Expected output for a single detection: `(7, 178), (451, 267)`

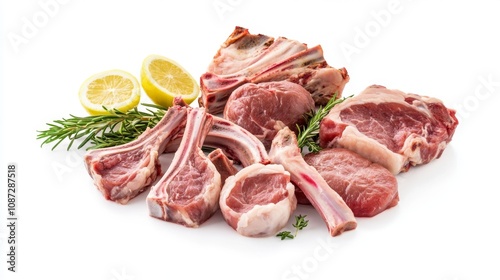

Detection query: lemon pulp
(79, 70), (141, 115)
(140, 54), (199, 108)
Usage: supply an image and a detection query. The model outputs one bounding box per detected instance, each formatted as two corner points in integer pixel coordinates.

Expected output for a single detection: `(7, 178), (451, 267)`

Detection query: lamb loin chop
(304, 148), (399, 217)
(147, 107), (221, 227)
(84, 106), (187, 204)
(269, 127), (357, 237)
(199, 26), (349, 114)
(319, 85), (459, 174)
(219, 163), (296, 237)
(223, 81), (315, 148)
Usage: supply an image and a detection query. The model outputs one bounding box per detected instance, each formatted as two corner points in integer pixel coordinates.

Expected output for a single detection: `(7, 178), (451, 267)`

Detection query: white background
(1, 1), (500, 280)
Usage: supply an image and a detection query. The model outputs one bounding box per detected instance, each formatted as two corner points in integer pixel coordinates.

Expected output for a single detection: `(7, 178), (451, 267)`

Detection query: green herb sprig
(276, 214), (309, 240)
(296, 93), (351, 153)
(37, 104), (168, 151)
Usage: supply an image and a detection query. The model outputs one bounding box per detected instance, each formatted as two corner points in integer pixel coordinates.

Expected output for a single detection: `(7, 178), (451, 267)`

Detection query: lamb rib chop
(204, 115), (270, 167)
(219, 163), (296, 237)
(147, 107), (221, 227)
(319, 85), (459, 174)
(269, 127), (357, 237)
(166, 97), (270, 167)
(199, 26), (349, 114)
(84, 106), (187, 204)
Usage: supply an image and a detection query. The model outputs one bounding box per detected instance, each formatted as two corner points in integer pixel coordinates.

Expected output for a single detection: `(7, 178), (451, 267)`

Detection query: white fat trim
(338, 126), (405, 174)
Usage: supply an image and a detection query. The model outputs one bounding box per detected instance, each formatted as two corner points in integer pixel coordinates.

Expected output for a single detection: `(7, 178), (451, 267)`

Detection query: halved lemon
(140, 54), (199, 108)
(79, 69), (141, 115)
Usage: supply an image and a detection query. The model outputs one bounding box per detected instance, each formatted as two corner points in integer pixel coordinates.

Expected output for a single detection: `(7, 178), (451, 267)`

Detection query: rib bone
(268, 127), (357, 236)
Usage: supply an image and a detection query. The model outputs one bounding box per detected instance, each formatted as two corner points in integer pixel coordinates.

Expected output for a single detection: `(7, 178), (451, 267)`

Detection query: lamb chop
(147, 107), (221, 227)
(269, 127), (357, 237)
(219, 163), (296, 237)
(203, 115), (271, 167)
(319, 85), (459, 174)
(84, 106), (187, 204)
(166, 97), (270, 167)
(199, 26), (349, 114)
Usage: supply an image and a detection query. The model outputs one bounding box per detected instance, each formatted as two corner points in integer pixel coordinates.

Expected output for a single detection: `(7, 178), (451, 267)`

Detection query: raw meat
(166, 97), (270, 167)
(304, 148), (399, 217)
(219, 163), (296, 237)
(208, 148), (238, 186)
(147, 108), (221, 227)
(224, 81), (315, 148)
(319, 85), (459, 174)
(199, 26), (349, 114)
(203, 115), (271, 167)
(269, 127), (357, 236)
(206, 26), (307, 76)
(84, 106), (187, 204)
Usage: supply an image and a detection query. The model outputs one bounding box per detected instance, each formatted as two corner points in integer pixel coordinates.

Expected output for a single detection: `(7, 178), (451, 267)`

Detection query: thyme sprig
(276, 215), (309, 240)
(37, 103), (168, 151)
(296, 93), (351, 153)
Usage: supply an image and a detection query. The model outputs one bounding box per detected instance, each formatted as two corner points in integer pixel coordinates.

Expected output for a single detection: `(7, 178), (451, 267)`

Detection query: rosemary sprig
(276, 215), (309, 240)
(37, 103), (168, 150)
(296, 93), (351, 153)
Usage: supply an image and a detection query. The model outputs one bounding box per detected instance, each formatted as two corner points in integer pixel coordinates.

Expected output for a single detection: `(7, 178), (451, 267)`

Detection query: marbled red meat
(269, 127), (357, 237)
(304, 148), (399, 217)
(224, 81), (315, 148)
(319, 85), (459, 174)
(199, 26), (349, 114)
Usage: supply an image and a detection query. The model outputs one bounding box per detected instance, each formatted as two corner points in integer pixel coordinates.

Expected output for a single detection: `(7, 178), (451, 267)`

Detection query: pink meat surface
(84, 106), (187, 204)
(224, 81), (315, 148)
(166, 98), (270, 167)
(208, 148), (239, 186)
(219, 163), (296, 237)
(304, 148), (399, 217)
(199, 26), (349, 114)
(269, 127), (357, 236)
(319, 85), (459, 174)
(147, 108), (221, 227)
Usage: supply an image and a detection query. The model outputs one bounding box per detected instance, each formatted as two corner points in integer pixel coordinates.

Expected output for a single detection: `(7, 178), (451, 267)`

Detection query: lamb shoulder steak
(84, 106), (187, 204)
(319, 85), (459, 174)
(147, 107), (221, 227)
(219, 163), (296, 237)
(304, 148), (399, 217)
(224, 80), (315, 148)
